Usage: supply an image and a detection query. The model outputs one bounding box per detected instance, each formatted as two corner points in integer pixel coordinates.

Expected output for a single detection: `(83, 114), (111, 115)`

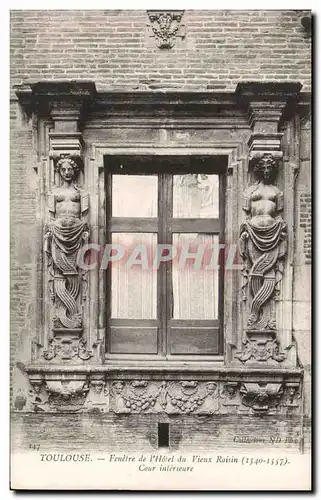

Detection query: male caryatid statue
(44, 155), (89, 330)
(240, 154), (287, 332)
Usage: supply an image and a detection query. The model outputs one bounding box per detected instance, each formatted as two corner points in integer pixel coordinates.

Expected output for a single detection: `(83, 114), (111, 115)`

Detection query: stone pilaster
(230, 82), (302, 368)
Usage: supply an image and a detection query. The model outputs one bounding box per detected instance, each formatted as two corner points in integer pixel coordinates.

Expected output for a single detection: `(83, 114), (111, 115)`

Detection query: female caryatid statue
(240, 154), (287, 331)
(44, 155), (89, 330)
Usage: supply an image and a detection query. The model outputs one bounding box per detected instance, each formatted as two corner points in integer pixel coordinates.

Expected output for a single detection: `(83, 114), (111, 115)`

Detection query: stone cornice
(24, 363), (303, 379)
(14, 80), (97, 119)
(236, 81), (303, 130)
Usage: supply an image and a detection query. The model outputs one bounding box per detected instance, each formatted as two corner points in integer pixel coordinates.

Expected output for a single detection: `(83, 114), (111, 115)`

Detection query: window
(104, 156), (226, 358)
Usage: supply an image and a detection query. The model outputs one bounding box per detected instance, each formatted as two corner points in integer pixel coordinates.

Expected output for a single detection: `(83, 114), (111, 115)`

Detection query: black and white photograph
(9, 6), (312, 491)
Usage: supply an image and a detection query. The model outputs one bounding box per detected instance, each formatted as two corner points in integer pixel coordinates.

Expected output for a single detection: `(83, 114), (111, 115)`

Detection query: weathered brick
(10, 9), (311, 93)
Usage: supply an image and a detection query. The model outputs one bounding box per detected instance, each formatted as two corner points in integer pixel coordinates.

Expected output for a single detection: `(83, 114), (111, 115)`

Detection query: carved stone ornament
(240, 382), (283, 413)
(86, 379), (109, 413)
(111, 380), (218, 414)
(28, 379), (89, 412)
(44, 154), (89, 332)
(234, 337), (286, 364)
(45, 380), (89, 412)
(281, 382), (301, 409)
(43, 336), (93, 362)
(18, 377), (301, 415)
(147, 11), (185, 49)
(240, 153), (287, 332)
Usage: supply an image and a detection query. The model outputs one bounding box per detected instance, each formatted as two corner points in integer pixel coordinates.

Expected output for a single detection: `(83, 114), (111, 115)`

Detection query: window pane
(173, 174), (219, 218)
(172, 233), (219, 319)
(112, 175), (158, 217)
(111, 233), (157, 319)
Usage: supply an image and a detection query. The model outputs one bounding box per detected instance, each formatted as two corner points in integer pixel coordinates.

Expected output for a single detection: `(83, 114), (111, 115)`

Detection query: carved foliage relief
(107, 380), (301, 415)
(111, 380), (218, 414)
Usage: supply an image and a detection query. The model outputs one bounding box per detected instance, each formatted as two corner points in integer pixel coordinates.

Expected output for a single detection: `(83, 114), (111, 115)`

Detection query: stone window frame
(92, 144), (241, 369)
(103, 155), (226, 358)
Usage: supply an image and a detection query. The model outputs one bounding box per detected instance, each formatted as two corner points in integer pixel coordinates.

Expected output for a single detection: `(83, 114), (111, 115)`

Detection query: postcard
(10, 8), (312, 491)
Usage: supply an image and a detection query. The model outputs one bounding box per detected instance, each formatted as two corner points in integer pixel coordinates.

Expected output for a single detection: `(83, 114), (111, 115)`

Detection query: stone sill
(24, 362), (303, 381)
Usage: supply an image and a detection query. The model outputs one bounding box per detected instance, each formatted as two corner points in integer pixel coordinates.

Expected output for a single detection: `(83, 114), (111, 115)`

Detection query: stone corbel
(25, 371), (110, 413)
(28, 372), (90, 412)
(240, 382), (283, 413)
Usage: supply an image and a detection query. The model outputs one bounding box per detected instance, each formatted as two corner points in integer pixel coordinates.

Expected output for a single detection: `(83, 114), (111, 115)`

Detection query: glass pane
(111, 233), (157, 319)
(112, 175), (158, 217)
(172, 233), (219, 319)
(173, 174), (219, 218)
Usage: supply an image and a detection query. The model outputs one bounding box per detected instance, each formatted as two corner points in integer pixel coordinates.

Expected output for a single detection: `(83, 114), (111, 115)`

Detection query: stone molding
(236, 82), (302, 158)
(17, 368), (302, 415)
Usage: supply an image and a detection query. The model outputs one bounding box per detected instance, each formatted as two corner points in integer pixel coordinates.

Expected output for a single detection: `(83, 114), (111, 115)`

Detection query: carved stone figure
(44, 155), (89, 330)
(240, 154), (287, 331)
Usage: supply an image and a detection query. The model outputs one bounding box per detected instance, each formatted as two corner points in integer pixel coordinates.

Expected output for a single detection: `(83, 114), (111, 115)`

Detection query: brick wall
(10, 10), (311, 93)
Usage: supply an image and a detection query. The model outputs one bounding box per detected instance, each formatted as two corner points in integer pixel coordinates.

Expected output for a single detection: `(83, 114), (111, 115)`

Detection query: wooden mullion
(170, 319), (219, 328)
(105, 171), (112, 354)
(158, 172), (167, 356)
(218, 173), (226, 355)
(110, 217), (158, 233)
(109, 318), (157, 327)
(165, 172), (173, 355)
(171, 218), (220, 233)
